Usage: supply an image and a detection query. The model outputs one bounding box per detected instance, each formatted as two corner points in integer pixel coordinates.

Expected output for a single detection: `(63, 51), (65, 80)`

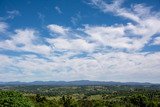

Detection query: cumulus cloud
(0, 29), (52, 56)
(47, 38), (96, 52)
(47, 24), (69, 35)
(0, 0), (160, 82)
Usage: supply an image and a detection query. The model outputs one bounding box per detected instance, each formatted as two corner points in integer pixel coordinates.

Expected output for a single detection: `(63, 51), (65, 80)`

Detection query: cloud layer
(0, 0), (160, 82)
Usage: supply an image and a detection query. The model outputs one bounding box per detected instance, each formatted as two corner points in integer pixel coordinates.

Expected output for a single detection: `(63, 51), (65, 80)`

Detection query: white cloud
(0, 0), (160, 82)
(84, 0), (160, 51)
(54, 6), (62, 14)
(90, 0), (140, 22)
(0, 22), (8, 33)
(0, 55), (12, 65)
(47, 24), (69, 35)
(84, 22), (160, 51)
(0, 29), (52, 56)
(47, 38), (96, 52)
(84, 25), (132, 49)
(0, 52), (160, 82)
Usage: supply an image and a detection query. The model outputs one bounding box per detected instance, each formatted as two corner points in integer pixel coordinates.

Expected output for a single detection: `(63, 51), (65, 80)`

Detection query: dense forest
(0, 85), (160, 107)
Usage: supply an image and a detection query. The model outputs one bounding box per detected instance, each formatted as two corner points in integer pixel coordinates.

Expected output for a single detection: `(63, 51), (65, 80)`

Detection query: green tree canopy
(0, 91), (33, 107)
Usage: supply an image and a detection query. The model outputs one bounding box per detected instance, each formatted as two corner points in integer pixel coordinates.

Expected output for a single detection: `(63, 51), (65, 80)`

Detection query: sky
(0, 0), (160, 83)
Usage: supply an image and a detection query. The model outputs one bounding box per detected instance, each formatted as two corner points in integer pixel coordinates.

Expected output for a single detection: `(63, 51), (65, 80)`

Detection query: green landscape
(1, 82), (160, 107)
(1, 0), (160, 107)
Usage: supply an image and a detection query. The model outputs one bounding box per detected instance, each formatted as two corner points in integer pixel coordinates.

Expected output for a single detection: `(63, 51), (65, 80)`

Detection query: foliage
(0, 85), (160, 107)
(0, 91), (33, 107)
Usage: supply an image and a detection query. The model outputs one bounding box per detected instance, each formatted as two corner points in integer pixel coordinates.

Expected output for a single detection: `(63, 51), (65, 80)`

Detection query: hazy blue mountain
(0, 80), (155, 86)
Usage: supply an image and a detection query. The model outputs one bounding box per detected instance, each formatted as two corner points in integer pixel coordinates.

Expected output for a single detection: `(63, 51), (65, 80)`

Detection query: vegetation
(0, 91), (33, 107)
(0, 85), (160, 107)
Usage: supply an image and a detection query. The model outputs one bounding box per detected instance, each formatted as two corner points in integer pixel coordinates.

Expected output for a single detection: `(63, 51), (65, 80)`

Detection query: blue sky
(0, 0), (160, 83)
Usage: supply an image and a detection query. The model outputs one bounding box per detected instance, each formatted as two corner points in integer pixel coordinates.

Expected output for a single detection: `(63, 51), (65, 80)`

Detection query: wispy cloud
(0, 29), (52, 56)
(0, 22), (8, 33)
(37, 12), (45, 25)
(89, 0), (140, 22)
(0, 0), (160, 82)
(85, 0), (160, 51)
(54, 6), (62, 14)
(0, 10), (20, 21)
(7, 10), (20, 19)
(0, 51), (160, 82)
(47, 38), (96, 52)
(71, 12), (82, 26)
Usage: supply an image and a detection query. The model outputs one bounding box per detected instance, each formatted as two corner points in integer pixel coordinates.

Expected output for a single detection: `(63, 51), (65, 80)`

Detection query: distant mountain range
(0, 80), (157, 86)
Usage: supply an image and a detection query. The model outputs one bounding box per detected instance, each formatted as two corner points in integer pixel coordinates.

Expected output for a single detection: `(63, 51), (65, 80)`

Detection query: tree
(60, 95), (73, 107)
(129, 94), (148, 107)
(0, 91), (33, 107)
